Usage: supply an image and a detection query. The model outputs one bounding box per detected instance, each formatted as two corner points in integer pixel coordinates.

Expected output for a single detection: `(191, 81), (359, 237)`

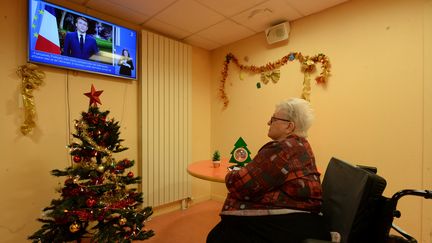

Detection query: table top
(187, 158), (234, 183)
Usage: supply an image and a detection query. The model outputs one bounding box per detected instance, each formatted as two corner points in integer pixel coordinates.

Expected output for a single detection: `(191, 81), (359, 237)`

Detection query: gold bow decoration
(260, 69), (280, 84)
(219, 52), (331, 108)
(16, 63), (45, 135)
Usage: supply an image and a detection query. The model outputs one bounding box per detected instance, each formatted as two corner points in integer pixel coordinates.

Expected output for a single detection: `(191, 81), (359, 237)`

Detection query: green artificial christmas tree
(29, 85), (154, 243)
(229, 137), (252, 167)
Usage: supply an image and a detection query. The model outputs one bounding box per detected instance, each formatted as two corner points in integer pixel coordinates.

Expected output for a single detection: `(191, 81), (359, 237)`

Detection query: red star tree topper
(84, 84), (103, 106)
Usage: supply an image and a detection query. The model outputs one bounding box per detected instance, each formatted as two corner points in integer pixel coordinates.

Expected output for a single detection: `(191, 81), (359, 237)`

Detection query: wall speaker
(265, 22), (290, 45)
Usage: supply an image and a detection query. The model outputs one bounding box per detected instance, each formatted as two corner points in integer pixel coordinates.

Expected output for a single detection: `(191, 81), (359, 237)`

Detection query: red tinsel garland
(219, 52), (331, 108)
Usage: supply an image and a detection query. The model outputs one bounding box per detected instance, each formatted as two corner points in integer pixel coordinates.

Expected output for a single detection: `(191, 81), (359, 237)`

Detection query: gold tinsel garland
(219, 52), (331, 108)
(72, 119), (127, 206)
(16, 63), (45, 135)
(75, 119), (114, 159)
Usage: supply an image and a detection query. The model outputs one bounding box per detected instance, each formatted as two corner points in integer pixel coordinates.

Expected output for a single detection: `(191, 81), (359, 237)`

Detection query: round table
(187, 158), (234, 183)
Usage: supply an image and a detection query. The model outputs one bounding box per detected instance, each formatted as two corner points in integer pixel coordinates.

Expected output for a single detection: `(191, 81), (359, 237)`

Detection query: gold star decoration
(84, 84), (103, 106)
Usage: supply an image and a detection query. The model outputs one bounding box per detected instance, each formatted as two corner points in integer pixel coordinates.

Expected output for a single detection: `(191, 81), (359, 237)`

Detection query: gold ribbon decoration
(301, 72), (311, 101)
(219, 52), (331, 108)
(16, 63), (45, 135)
(300, 58), (315, 101)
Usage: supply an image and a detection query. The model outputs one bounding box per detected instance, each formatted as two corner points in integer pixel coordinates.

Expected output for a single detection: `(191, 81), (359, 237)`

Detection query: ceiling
(66, 0), (349, 50)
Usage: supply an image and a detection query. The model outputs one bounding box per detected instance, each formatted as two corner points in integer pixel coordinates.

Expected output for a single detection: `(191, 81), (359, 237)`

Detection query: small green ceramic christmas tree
(28, 85), (154, 243)
(229, 137), (252, 167)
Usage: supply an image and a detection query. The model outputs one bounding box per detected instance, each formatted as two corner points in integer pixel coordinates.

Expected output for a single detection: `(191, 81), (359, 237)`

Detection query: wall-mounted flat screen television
(28, 0), (138, 80)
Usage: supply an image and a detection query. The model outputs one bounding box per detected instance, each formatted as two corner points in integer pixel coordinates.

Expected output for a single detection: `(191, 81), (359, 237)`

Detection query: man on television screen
(63, 16), (99, 60)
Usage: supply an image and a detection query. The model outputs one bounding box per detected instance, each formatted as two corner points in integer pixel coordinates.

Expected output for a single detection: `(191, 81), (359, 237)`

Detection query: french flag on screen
(35, 5), (60, 54)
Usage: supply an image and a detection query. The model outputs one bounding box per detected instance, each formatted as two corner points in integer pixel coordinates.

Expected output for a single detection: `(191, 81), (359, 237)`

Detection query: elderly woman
(207, 98), (331, 243)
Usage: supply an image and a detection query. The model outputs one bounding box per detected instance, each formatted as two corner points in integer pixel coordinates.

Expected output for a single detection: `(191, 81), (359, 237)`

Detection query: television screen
(28, 0), (138, 80)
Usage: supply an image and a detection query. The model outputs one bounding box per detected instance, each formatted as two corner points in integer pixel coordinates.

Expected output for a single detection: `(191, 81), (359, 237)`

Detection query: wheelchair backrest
(322, 157), (387, 243)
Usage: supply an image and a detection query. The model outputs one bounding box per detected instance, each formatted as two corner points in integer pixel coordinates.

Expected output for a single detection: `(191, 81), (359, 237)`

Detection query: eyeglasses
(269, 116), (291, 124)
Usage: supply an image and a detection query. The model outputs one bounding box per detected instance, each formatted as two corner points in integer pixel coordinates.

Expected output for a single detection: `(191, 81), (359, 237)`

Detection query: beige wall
(423, 1), (432, 241)
(191, 47), (212, 202)
(209, 0), (431, 241)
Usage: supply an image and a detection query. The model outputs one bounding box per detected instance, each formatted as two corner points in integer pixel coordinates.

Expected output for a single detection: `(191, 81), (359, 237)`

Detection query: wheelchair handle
(391, 189), (432, 202)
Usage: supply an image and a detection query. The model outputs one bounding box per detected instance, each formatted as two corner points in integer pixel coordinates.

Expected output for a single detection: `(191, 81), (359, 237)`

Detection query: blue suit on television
(63, 32), (99, 60)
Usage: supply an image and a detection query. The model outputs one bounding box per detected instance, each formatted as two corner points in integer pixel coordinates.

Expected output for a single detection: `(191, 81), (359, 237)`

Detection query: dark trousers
(207, 213), (330, 243)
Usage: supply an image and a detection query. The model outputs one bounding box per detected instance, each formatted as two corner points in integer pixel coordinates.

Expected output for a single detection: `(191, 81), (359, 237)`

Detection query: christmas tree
(29, 85), (154, 243)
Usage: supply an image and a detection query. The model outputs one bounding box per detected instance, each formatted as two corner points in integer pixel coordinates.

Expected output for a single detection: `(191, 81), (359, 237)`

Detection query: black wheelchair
(304, 157), (432, 243)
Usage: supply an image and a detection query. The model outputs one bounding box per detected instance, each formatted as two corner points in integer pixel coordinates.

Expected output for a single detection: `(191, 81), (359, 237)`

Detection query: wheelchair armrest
(391, 223), (417, 243)
(391, 189), (432, 202)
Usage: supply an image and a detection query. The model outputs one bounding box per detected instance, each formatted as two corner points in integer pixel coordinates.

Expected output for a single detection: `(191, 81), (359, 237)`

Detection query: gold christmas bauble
(69, 222), (80, 233)
(119, 217), (127, 225)
(97, 165), (105, 172)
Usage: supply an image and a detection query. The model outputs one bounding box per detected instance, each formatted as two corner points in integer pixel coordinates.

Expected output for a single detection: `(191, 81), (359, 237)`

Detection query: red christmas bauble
(73, 156), (82, 163)
(127, 172), (134, 178)
(64, 188), (80, 196)
(86, 198), (97, 207)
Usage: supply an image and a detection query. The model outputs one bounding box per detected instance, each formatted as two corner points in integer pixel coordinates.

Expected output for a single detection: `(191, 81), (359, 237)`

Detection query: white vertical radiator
(141, 31), (192, 207)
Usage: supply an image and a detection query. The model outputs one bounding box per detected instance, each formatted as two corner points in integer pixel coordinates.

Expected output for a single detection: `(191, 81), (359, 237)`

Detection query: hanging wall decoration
(16, 63), (45, 135)
(219, 52), (331, 108)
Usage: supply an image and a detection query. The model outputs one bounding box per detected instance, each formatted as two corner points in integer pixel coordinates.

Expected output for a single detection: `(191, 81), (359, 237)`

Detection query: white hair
(275, 98), (314, 138)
